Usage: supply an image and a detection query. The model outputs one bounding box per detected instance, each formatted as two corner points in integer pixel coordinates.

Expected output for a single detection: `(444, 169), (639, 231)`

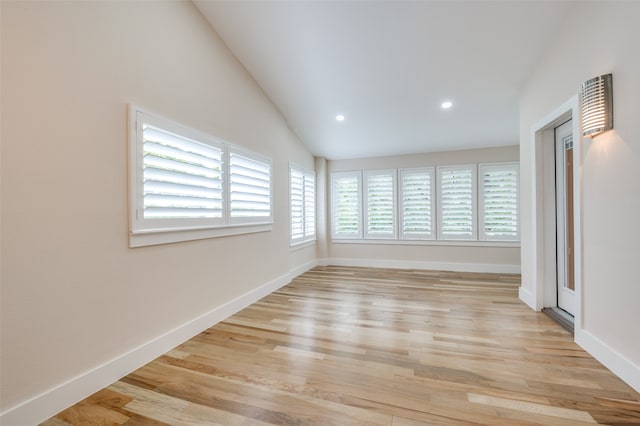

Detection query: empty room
(1, 1), (639, 425)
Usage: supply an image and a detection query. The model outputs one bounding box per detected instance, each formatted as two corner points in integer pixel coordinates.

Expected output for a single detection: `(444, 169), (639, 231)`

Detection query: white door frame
(555, 121), (577, 315)
(528, 95), (582, 327)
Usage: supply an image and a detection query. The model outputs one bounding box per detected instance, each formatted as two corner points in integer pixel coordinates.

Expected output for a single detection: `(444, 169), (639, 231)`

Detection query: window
(479, 163), (519, 241)
(229, 149), (272, 223)
(399, 168), (435, 240)
(289, 164), (316, 245)
(330, 162), (518, 245)
(437, 165), (477, 240)
(364, 170), (397, 239)
(304, 170), (316, 240)
(129, 105), (272, 247)
(139, 122), (224, 224)
(290, 168), (304, 242)
(331, 171), (362, 239)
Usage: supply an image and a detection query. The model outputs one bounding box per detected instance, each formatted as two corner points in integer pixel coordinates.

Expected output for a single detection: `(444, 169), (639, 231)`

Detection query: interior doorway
(554, 120), (576, 317)
(525, 95), (581, 335)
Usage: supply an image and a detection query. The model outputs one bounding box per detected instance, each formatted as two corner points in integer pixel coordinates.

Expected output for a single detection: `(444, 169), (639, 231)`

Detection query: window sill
(130, 223), (272, 248)
(331, 238), (520, 248)
(289, 239), (317, 251)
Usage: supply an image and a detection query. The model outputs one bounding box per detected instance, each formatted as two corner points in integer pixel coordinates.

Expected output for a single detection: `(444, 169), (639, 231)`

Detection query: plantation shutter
(364, 170), (397, 239)
(142, 123), (224, 221)
(399, 168), (434, 240)
(304, 173), (316, 238)
(480, 163), (519, 241)
(229, 150), (272, 222)
(290, 165), (316, 244)
(290, 167), (304, 242)
(331, 172), (362, 239)
(437, 165), (477, 240)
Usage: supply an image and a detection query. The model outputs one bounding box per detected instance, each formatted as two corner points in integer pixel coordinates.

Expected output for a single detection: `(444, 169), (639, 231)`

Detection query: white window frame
(289, 163), (316, 246)
(437, 164), (478, 241)
(479, 162), (520, 242)
(399, 167), (435, 240)
(331, 171), (363, 240)
(128, 105), (272, 247)
(363, 169), (397, 239)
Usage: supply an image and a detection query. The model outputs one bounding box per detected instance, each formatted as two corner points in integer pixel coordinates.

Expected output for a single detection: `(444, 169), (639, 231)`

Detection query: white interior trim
(130, 223), (272, 247)
(575, 329), (640, 393)
(518, 285), (536, 309)
(0, 261), (319, 426)
(332, 239), (519, 248)
(325, 257), (520, 274)
(522, 95), (582, 317)
(287, 259), (319, 281)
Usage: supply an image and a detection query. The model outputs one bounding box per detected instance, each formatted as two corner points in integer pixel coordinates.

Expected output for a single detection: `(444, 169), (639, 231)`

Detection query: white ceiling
(195, 1), (575, 160)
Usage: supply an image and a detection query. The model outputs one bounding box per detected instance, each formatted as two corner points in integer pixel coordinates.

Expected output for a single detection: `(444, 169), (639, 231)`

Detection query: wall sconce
(581, 73), (613, 138)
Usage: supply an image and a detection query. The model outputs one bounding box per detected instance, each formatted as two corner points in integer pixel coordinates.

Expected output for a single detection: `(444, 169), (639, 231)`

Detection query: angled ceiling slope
(195, 1), (575, 160)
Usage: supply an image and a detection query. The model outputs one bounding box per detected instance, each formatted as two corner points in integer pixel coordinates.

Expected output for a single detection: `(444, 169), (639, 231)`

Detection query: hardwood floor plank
(594, 395), (640, 411)
(467, 392), (596, 423)
(40, 418), (73, 426)
(110, 381), (261, 426)
(42, 266), (640, 425)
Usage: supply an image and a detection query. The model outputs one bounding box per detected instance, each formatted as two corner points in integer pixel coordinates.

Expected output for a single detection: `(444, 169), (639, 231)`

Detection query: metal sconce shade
(581, 73), (613, 137)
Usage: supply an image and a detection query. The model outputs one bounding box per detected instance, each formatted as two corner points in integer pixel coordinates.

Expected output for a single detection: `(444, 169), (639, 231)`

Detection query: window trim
(331, 238), (519, 248)
(289, 163), (316, 246)
(128, 105), (272, 247)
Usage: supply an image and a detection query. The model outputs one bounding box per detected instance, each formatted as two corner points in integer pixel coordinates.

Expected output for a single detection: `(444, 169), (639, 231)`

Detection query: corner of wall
(0, 268), (307, 425)
(575, 328), (640, 393)
(518, 285), (537, 310)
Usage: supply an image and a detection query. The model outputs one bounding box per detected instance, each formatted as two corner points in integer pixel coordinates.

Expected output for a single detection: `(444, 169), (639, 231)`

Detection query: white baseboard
(324, 257), (521, 274)
(518, 285), (537, 310)
(288, 259), (320, 281)
(575, 328), (640, 393)
(0, 267), (304, 426)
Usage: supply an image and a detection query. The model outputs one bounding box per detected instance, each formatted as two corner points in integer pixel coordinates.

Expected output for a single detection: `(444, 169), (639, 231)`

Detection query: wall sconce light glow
(581, 73), (613, 137)
(441, 101), (453, 110)
(336, 114), (345, 122)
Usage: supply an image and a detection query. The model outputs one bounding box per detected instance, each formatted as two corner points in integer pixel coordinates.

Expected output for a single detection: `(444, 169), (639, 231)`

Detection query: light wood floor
(42, 266), (640, 425)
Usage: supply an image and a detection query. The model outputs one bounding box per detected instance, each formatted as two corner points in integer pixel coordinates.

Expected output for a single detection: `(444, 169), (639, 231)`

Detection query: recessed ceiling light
(441, 101), (453, 110)
(336, 114), (345, 122)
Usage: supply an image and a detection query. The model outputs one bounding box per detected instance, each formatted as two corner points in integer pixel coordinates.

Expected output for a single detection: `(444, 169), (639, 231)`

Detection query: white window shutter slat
(364, 170), (397, 239)
(290, 165), (316, 244)
(290, 167), (305, 242)
(229, 151), (272, 220)
(480, 163), (519, 241)
(304, 174), (316, 238)
(331, 172), (362, 239)
(399, 168), (434, 240)
(142, 124), (224, 220)
(437, 165), (477, 240)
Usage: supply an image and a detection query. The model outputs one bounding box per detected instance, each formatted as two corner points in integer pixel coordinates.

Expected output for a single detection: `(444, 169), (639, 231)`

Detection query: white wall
(519, 2), (640, 391)
(327, 146), (521, 273)
(0, 1), (316, 422)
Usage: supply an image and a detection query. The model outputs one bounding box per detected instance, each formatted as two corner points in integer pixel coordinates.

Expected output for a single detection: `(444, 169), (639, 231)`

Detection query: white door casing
(521, 95), (582, 329)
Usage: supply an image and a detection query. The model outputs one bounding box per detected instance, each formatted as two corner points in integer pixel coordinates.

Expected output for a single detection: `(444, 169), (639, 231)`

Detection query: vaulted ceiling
(195, 1), (576, 160)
